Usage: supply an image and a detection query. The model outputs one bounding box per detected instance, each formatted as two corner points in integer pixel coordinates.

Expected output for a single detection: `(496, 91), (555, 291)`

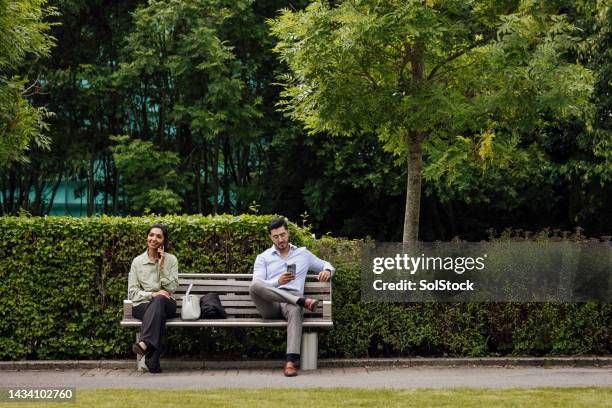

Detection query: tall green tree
(555, 0), (612, 229)
(7, 0), (143, 216)
(116, 0), (262, 214)
(110, 136), (185, 213)
(0, 0), (56, 169)
(270, 0), (594, 242)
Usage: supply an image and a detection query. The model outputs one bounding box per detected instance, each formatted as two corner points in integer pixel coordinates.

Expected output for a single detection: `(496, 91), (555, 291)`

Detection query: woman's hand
(153, 290), (171, 299)
(157, 247), (166, 269)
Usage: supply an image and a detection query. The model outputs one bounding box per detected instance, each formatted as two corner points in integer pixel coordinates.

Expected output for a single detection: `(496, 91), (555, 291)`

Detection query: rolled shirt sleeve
(128, 259), (153, 304)
(308, 251), (335, 276)
(253, 254), (280, 287)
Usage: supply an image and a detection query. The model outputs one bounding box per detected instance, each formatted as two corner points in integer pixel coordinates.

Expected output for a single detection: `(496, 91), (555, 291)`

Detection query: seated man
(249, 217), (334, 377)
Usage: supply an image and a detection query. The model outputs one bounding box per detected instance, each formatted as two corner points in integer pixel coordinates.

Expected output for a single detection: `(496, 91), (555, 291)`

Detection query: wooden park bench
(120, 273), (333, 370)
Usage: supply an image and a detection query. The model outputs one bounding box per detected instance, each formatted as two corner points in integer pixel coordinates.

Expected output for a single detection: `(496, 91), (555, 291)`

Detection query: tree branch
(360, 62), (379, 89)
(426, 31), (496, 81)
(398, 41), (412, 89)
(430, 60), (478, 82)
(22, 74), (42, 97)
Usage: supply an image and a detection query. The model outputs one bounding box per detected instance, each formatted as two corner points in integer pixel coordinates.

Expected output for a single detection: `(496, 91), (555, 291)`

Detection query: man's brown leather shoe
(283, 361), (298, 377)
(304, 298), (319, 312)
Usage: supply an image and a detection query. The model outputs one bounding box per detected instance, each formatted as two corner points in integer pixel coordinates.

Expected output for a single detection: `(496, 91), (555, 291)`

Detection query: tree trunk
(236, 144), (251, 212)
(403, 133), (423, 243)
(158, 87), (165, 146)
(46, 172), (63, 215)
(112, 160), (119, 215)
(402, 41), (426, 243)
(141, 79), (149, 140)
(64, 178), (70, 215)
(195, 161), (202, 214)
(102, 154), (110, 214)
(19, 169), (34, 211)
(0, 176), (6, 215)
(212, 142), (219, 214)
(7, 170), (16, 213)
(202, 147), (209, 214)
(87, 157), (95, 216)
(32, 178), (44, 216)
(222, 135), (231, 213)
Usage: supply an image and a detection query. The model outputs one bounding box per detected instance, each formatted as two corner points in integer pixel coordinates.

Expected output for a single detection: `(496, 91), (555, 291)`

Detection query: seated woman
(128, 223), (179, 373)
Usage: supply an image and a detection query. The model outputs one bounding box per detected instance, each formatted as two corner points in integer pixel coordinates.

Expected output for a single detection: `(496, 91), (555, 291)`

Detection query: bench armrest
(322, 300), (332, 319)
(123, 300), (133, 319)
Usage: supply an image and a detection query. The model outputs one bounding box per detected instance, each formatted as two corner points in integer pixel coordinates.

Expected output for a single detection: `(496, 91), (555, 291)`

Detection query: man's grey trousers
(249, 280), (303, 355)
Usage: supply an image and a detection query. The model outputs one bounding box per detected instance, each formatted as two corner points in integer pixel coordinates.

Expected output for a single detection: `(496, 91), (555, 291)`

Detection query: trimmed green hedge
(0, 215), (610, 360)
(316, 238), (611, 357)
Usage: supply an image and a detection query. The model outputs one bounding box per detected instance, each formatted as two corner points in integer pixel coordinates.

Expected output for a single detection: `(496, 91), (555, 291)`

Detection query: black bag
(199, 293), (227, 319)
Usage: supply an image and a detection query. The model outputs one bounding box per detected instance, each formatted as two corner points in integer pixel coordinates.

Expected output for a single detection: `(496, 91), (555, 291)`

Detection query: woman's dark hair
(267, 217), (288, 233)
(147, 223), (171, 251)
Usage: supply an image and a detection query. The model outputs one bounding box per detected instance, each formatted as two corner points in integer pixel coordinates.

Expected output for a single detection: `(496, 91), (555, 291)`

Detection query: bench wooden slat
(175, 286), (331, 294)
(177, 281), (331, 289)
(176, 309), (322, 315)
(206, 300), (324, 307)
(175, 296), (330, 306)
(121, 318), (333, 328)
(175, 304), (322, 313)
(179, 273), (323, 280)
(180, 280), (252, 287)
(176, 300), (323, 313)
(216, 294), (330, 301)
(222, 308), (259, 315)
(218, 295), (253, 301)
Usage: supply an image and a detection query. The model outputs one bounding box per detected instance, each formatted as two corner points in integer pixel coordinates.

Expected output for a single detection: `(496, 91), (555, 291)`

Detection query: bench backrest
(173, 273), (331, 319)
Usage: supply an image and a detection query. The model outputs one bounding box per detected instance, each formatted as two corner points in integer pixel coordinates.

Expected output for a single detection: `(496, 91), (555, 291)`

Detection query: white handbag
(181, 283), (201, 320)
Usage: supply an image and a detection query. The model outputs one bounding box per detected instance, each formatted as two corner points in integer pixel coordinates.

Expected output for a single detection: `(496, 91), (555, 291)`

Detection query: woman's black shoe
(145, 364), (163, 374)
(131, 342), (146, 361)
(144, 351), (162, 373)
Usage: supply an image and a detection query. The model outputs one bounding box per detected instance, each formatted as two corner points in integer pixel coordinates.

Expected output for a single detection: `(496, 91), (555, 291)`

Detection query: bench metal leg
(135, 333), (146, 372)
(300, 331), (318, 370)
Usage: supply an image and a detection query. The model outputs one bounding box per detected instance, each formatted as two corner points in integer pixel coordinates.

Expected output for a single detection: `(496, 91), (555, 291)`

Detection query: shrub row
(0, 215), (609, 360)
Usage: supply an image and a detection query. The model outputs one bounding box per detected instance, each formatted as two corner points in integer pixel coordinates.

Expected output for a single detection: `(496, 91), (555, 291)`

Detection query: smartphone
(287, 264), (297, 276)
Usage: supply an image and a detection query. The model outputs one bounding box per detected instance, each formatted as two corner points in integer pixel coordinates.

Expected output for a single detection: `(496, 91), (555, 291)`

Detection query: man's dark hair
(148, 223), (171, 251)
(267, 217), (288, 233)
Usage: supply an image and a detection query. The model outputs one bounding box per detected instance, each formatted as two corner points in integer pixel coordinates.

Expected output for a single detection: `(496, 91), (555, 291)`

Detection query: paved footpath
(1, 366), (611, 389)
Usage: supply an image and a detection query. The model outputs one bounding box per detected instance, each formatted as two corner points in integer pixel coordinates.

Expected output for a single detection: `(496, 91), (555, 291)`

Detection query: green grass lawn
(0, 388), (610, 408)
